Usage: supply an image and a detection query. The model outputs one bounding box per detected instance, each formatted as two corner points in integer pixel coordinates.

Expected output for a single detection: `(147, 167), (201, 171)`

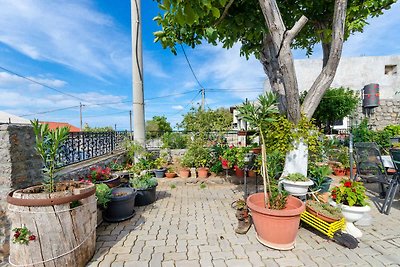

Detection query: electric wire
(0, 65), (87, 102)
(180, 44), (204, 89)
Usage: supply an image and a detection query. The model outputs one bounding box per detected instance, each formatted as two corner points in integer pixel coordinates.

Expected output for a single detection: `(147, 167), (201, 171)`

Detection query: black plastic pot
(154, 168), (166, 178)
(103, 187), (137, 222)
(135, 185), (157, 206)
(310, 177), (333, 193)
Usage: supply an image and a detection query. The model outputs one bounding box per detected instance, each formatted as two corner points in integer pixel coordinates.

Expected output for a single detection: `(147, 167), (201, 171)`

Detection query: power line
(20, 105), (81, 117)
(180, 44), (204, 89)
(144, 90), (198, 101)
(84, 110), (128, 118)
(0, 65), (88, 102)
(169, 90), (202, 117)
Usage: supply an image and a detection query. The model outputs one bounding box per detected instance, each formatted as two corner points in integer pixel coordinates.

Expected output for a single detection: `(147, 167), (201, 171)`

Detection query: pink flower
(29, 235), (36, 241)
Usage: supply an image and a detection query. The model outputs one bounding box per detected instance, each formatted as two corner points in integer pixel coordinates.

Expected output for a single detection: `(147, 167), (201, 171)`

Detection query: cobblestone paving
(88, 181), (400, 267)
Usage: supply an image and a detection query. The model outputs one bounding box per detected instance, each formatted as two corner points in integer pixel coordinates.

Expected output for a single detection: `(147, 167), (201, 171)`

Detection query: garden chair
(381, 149), (400, 215)
(353, 142), (390, 201)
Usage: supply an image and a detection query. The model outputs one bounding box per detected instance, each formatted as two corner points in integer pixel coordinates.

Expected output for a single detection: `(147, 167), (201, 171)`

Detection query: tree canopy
(178, 107), (232, 133)
(145, 116), (172, 139)
(154, 0), (395, 124)
(314, 87), (359, 132)
(154, 0), (394, 58)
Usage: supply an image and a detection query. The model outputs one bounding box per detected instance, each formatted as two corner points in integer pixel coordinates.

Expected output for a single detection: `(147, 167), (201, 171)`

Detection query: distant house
(40, 121), (81, 132)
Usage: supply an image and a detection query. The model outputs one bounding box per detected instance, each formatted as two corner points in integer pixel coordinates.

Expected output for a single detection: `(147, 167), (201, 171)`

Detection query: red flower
(29, 235), (36, 241)
(344, 181), (352, 188)
(332, 194), (337, 199)
(14, 231), (20, 238)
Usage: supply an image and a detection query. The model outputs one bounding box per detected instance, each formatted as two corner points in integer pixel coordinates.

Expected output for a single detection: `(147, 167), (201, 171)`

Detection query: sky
(0, 0), (399, 130)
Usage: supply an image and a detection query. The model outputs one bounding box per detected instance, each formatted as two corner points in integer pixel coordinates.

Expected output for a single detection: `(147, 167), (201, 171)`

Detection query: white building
(232, 55), (400, 131)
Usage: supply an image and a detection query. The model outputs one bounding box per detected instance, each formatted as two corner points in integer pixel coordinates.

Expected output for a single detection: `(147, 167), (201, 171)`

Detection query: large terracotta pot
(197, 167), (209, 178)
(247, 193), (305, 250)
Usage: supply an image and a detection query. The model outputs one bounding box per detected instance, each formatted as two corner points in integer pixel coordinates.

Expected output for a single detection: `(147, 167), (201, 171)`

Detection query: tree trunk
(302, 0), (348, 119)
(258, 0), (308, 124)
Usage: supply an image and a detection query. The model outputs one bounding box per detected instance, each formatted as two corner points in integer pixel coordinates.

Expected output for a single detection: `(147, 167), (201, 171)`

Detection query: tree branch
(285, 15), (308, 45)
(302, 0), (348, 119)
(214, 0), (235, 26)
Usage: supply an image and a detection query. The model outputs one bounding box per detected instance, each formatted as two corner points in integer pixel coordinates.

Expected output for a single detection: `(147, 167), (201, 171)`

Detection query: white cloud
(0, 0), (166, 81)
(172, 105), (184, 110)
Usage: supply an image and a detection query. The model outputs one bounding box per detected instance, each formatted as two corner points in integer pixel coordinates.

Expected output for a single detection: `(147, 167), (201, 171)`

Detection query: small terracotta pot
(165, 172), (176, 178)
(235, 166), (244, 178)
(197, 167), (209, 179)
(179, 169), (190, 178)
(248, 170), (257, 178)
(333, 168), (345, 176)
(247, 193), (305, 250)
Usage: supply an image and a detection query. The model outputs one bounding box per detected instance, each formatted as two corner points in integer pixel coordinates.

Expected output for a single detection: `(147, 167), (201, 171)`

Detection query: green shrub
(130, 173), (158, 189)
(96, 184), (112, 209)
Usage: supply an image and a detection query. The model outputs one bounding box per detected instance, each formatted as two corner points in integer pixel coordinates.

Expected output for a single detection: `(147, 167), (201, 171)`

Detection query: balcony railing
(59, 131), (130, 167)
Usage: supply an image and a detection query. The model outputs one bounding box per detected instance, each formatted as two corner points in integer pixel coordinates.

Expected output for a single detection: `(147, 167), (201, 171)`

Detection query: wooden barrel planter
(7, 181), (96, 267)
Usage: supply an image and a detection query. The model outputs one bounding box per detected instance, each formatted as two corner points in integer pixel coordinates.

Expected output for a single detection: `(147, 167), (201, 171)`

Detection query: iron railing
(59, 131), (131, 167)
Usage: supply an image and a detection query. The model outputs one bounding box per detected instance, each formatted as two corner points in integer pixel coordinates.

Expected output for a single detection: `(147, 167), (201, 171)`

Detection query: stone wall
(0, 124), (42, 261)
(0, 123), (126, 262)
(356, 99), (400, 130)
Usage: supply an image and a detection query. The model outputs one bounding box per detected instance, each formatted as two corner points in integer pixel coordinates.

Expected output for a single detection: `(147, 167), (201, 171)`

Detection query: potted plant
(306, 200), (343, 223)
(95, 183), (112, 225)
(154, 156), (167, 178)
(234, 146), (251, 178)
(330, 179), (370, 238)
(130, 173), (158, 206)
(165, 167), (176, 178)
(309, 165), (333, 193)
(237, 92), (305, 250)
(103, 186), (137, 222)
(7, 120), (96, 266)
(108, 158), (130, 178)
(333, 162), (346, 176)
(88, 165), (121, 187)
(220, 146), (237, 169)
(280, 173), (314, 197)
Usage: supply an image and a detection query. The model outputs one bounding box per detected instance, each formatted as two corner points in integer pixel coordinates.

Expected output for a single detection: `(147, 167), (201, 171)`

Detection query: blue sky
(0, 0), (399, 130)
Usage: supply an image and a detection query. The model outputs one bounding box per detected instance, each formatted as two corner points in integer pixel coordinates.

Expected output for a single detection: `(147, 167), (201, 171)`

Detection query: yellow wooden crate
(300, 210), (346, 238)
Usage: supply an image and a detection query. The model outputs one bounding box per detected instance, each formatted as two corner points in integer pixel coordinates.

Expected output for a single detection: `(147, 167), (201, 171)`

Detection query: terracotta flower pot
(179, 169), (190, 178)
(333, 168), (345, 176)
(247, 193), (305, 250)
(235, 166), (244, 178)
(248, 170), (257, 178)
(165, 172), (176, 178)
(197, 167), (209, 179)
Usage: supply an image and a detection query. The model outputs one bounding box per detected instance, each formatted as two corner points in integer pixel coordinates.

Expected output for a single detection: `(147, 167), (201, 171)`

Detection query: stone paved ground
(88, 180), (400, 267)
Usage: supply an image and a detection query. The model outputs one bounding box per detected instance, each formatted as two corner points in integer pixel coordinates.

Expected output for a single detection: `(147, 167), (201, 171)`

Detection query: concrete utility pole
(201, 88), (205, 111)
(129, 110), (133, 138)
(79, 102), (83, 130)
(131, 0), (145, 149)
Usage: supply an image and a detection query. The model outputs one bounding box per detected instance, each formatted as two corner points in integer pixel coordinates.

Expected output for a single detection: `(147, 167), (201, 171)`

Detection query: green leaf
(211, 7), (220, 18)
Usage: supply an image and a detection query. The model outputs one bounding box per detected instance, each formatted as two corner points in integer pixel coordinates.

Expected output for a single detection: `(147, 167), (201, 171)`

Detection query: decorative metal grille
(59, 131), (131, 167)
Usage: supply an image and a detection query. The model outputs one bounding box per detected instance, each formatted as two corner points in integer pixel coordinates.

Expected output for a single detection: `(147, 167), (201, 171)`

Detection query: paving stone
(95, 183), (400, 267)
(163, 252), (187, 261)
(275, 257), (305, 267)
(98, 254), (116, 267)
(123, 261), (149, 267)
(175, 260), (200, 267)
(225, 259), (253, 267)
(210, 251), (236, 260)
(110, 262), (124, 267)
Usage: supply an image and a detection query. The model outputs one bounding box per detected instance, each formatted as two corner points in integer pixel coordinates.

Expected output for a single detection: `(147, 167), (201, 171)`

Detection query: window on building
(385, 65), (397, 75)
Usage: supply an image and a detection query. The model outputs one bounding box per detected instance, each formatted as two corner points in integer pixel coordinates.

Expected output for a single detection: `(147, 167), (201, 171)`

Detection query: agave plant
(237, 92), (282, 209)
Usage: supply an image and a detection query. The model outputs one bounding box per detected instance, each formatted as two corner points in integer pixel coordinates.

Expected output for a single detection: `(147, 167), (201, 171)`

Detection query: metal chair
(381, 149), (400, 215)
(353, 142), (390, 201)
